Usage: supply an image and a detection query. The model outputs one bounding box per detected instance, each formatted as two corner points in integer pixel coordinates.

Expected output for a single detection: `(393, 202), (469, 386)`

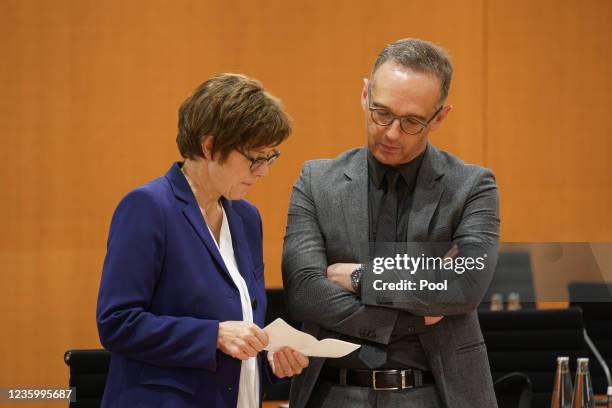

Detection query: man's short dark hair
(372, 38), (453, 104)
(176, 73), (291, 161)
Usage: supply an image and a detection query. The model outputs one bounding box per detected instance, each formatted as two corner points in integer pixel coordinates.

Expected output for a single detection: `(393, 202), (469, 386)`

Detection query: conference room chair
(493, 372), (532, 408)
(481, 250), (537, 310)
(479, 307), (587, 408)
(262, 288), (300, 401)
(568, 281), (612, 394)
(64, 348), (110, 408)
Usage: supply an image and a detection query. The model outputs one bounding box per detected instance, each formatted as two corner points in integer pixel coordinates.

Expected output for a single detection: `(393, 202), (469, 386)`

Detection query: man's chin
(373, 150), (404, 166)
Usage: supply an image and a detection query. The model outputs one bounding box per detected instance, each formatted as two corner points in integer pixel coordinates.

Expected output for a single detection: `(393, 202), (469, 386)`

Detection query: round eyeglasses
(237, 149), (281, 172)
(368, 83), (443, 135)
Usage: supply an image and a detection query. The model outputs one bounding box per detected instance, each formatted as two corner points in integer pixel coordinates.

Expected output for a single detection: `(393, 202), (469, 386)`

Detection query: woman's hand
(217, 321), (269, 361)
(267, 347), (309, 378)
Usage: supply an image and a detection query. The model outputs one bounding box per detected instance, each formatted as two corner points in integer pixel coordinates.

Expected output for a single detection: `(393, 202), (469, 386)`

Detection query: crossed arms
(282, 160), (499, 344)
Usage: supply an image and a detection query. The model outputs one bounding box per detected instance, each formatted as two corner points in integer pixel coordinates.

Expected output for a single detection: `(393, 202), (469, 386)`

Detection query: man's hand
(425, 316), (444, 325)
(268, 347), (309, 378)
(217, 321), (269, 361)
(444, 244), (459, 260)
(326, 263), (360, 292)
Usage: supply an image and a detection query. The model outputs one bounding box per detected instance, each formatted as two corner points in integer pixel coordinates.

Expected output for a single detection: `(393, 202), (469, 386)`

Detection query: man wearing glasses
(282, 38), (500, 407)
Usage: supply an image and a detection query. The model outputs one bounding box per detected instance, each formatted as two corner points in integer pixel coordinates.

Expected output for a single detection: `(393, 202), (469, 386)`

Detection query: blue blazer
(97, 163), (272, 407)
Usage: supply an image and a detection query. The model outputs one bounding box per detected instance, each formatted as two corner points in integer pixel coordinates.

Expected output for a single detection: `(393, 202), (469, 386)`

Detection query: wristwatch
(350, 264), (364, 293)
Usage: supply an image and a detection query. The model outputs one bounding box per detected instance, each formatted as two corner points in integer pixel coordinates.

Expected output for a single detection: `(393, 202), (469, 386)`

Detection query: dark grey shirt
(367, 149), (424, 243)
(327, 147), (429, 370)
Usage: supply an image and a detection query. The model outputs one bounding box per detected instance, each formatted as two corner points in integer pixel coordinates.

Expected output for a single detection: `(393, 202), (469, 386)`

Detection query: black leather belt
(320, 366), (434, 390)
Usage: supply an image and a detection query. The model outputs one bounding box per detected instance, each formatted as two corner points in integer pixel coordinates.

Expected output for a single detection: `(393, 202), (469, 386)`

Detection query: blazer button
(407, 327), (415, 333)
(251, 298), (258, 310)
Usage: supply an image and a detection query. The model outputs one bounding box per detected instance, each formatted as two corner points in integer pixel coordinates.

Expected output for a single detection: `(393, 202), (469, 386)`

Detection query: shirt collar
(367, 146), (427, 188)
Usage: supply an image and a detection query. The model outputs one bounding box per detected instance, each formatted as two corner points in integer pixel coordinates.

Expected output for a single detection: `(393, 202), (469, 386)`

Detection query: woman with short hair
(97, 73), (308, 407)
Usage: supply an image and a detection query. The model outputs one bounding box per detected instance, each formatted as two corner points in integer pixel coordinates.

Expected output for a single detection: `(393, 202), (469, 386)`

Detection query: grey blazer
(282, 144), (500, 408)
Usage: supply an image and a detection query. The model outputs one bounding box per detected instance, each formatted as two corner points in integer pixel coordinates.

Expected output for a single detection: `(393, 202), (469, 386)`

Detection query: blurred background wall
(1, 0), (610, 392)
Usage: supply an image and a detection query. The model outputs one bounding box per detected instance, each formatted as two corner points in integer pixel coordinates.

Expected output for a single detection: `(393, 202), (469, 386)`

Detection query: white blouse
(205, 206), (259, 408)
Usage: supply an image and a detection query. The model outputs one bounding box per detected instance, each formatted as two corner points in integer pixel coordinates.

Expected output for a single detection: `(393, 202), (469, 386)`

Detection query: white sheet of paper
(263, 318), (361, 358)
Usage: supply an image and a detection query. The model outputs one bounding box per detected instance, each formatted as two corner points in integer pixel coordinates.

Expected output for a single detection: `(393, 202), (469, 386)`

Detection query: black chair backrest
(481, 251), (536, 309)
(494, 372), (532, 408)
(263, 288), (299, 401)
(479, 307), (587, 408)
(64, 349), (110, 408)
(568, 281), (612, 393)
(265, 288), (301, 329)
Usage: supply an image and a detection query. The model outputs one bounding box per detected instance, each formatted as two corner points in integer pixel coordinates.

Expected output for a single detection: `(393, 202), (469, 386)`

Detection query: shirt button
(407, 327), (415, 333)
(252, 298), (258, 310)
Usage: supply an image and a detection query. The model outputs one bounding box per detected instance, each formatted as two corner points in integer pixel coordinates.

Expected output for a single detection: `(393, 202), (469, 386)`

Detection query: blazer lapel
(340, 148), (370, 263)
(165, 163), (231, 279)
(222, 200), (255, 285)
(182, 204), (232, 277)
(406, 144), (446, 241)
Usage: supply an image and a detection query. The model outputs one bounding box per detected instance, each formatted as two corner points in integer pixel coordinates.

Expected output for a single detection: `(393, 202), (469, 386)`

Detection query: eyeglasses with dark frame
(237, 148), (281, 171)
(367, 83), (443, 135)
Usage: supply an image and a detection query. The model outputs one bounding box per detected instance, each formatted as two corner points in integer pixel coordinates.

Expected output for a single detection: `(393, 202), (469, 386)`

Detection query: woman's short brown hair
(176, 73), (291, 161)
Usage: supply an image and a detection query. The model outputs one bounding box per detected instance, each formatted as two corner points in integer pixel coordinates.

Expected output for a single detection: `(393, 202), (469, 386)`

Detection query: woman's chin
(227, 191), (248, 201)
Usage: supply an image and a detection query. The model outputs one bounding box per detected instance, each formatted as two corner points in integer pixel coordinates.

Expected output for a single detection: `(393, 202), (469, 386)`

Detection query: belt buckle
(372, 369), (400, 391)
